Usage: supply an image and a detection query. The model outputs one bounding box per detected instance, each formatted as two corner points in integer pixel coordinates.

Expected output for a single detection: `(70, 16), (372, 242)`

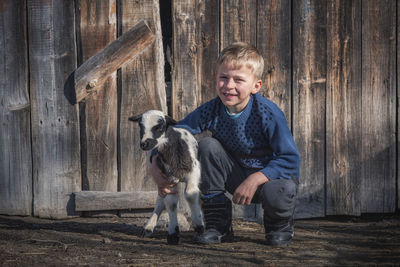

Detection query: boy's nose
(226, 78), (235, 89)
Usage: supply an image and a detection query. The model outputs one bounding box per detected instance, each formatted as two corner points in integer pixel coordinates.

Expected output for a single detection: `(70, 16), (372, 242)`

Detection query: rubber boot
(264, 215), (294, 246)
(195, 192), (234, 244)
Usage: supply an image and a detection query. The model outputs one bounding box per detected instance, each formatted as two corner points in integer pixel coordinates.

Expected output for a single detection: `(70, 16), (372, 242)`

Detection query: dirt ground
(0, 213), (399, 267)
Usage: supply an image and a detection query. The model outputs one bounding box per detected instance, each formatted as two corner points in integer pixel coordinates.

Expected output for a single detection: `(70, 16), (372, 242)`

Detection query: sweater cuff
(150, 149), (158, 163)
(261, 167), (279, 180)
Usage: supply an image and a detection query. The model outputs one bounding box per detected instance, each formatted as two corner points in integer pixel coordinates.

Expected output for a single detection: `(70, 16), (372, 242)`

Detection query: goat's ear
(129, 114), (142, 122)
(165, 115), (177, 126)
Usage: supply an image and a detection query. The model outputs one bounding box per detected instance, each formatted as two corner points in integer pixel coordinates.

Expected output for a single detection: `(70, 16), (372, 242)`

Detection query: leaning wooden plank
(0, 0), (32, 216)
(326, 0), (362, 216)
(361, 0), (396, 213)
(292, 0), (326, 219)
(74, 191), (158, 211)
(28, 0), (81, 219)
(73, 20), (155, 103)
(77, 0), (118, 192)
(119, 0), (166, 194)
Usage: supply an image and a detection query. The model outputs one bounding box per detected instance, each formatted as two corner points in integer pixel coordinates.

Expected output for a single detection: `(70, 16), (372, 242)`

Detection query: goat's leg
(164, 193), (180, 245)
(143, 195), (165, 237)
(185, 163), (205, 235)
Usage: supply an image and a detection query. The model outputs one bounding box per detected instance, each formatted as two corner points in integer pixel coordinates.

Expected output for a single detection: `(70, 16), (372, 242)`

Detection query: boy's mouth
(222, 92), (238, 98)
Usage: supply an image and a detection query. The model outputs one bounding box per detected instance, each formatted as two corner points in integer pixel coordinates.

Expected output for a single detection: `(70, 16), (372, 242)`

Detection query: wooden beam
(72, 20), (155, 103)
(74, 191), (158, 211)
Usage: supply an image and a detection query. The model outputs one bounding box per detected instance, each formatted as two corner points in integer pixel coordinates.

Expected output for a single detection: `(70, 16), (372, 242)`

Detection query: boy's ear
(165, 115), (177, 126)
(128, 114), (142, 122)
(251, 80), (262, 94)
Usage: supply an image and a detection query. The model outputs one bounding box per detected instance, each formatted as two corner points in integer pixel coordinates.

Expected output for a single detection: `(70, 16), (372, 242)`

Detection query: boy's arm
(261, 113), (300, 180)
(233, 114), (299, 205)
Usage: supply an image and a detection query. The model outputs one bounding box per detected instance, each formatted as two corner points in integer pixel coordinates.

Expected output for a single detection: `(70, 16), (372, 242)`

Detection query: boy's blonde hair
(217, 42), (264, 80)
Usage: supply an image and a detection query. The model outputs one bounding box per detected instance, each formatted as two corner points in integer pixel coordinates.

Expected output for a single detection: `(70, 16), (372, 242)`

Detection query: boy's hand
(232, 172), (269, 205)
(151, 155), (177, 198)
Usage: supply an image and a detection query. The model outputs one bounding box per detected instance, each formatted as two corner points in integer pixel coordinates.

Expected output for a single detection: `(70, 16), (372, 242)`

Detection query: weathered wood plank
(28, 0), (81, 218)
(119, 0), (166, 192)
(361, 0), (396, 213)
(198, 0), (220, 104)
(257, 0), (291, 123)
(74, 191), (157, 211)
(220, 0), (257, 48)
(77, 0), (118, 192)
(171, 0), (219, 119)
(326, 0), (362, 216)
(292, 0), (326, 219)
(73, 20), (155, 103)
(0, 0), (32, 216)
(171, 0), (200, 120)
(398, 0), (400, 212)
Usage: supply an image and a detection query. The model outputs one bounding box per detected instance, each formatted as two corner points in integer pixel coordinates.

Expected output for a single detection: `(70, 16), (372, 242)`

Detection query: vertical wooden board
(361, 0), (396, 213)
(0, 0), (32, 216)
(77, 0), (118, 191)
(220, 0), (257, 48)
(326, 0), (362, 216)
(292, 0), (326, 219)
(28, 0), (81, 218)
(172, 0), (219, 120)
(398, 0), (400, 211)
(119, 0), (166, 192)
(198, 0), (220, 104)
(172, 0), (200, 120)
(257, 0), (291, 122)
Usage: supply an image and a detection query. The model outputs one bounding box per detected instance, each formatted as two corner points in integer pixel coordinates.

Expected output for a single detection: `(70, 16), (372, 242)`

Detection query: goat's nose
(140, 141), (148, 150)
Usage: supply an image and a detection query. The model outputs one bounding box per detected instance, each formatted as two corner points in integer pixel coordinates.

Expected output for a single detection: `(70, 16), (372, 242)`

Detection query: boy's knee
(262, 178), (298, 220)
(198, 137), (224, 157)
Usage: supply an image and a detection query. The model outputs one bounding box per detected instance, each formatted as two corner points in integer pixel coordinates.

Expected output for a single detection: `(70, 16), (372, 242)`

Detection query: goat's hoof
(141, 228), (154, 237)
(194, 225), (205, 235)
(167, 226), (180, 245)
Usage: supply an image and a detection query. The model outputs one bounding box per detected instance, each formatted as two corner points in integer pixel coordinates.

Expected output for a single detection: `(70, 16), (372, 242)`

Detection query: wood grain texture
(74, 20), (155, 103)
(326, 0), (362, 216)
(292, 0), (327, 219)
(119, 0), (166, 192)
(257, 0), (291, 122)
(77, 0), (118, 192)
(74, 191), (157, 211)
(361, 0), (396, 213)
(171, 0), (219, 120)
(220, 0), (257, 48)
(28, 0), (81, 218)
(0, 0), (32, 216)
(398, 0), (400, 211)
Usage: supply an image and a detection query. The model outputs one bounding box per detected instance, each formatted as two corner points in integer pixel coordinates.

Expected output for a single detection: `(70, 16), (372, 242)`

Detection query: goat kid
(129, 110), (205, 245)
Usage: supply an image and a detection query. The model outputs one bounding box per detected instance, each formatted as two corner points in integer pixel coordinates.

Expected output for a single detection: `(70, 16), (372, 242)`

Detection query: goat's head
(129, 110), (177, 151)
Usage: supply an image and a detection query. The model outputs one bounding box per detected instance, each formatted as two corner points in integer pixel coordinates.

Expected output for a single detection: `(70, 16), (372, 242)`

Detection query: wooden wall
(0, 0), (398, 219)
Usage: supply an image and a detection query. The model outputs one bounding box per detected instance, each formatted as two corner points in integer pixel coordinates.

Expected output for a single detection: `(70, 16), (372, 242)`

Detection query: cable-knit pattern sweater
(177, 93), (300, 180)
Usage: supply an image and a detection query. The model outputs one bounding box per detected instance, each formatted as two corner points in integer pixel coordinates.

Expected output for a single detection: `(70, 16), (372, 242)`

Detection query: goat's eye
(154, 125), (163, 132)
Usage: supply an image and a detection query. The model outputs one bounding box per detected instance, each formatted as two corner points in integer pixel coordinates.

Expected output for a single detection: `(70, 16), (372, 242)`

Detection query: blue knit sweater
(177, 93), (300, 180)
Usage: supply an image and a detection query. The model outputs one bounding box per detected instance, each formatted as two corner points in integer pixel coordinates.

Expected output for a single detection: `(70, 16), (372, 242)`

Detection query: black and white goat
(129, 110), (204, 244)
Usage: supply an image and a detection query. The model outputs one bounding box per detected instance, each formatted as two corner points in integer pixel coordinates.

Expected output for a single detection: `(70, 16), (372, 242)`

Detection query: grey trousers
(198, 137), (298, 221)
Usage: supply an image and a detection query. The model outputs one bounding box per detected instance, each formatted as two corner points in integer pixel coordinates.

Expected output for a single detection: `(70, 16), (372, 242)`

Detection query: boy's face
(216, 63), (262, 114)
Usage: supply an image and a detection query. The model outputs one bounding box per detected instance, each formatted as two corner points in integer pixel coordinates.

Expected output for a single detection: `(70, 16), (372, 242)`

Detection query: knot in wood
(88, 79), (97, 89)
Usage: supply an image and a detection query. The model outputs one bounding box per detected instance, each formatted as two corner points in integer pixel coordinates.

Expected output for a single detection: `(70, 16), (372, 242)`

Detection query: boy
(151, 42), (300, 246)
